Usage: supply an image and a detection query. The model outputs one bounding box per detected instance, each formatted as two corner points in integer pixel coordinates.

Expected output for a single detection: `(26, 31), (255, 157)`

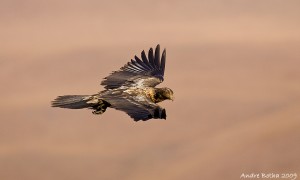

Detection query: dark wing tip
(162, 48), (166, 55)
(161, 109), (166, 119)
(148, 47), (155, 66)
(161, 48), (166, 73)
(156, 44), (160, 49)
(154, 44), (161, 69)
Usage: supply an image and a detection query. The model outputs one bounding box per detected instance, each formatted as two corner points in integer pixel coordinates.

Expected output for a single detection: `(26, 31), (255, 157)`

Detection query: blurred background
(1, 0), (300, 179)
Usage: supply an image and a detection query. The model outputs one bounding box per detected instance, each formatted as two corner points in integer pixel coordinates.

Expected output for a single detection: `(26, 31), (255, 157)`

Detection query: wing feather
(130, 60), (146, 71)
(148, 48), (155, 68)
(154, 44), (160, 69)
(161, 48), (166, 75)
(102, 92), (166, 121)
(134, 56), (151, 70)
(101, 44), (166, 89)
(141, 50), (153, 68)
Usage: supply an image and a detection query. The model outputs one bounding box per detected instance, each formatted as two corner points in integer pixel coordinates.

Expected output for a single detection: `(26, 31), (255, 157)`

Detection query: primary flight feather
(51, 45), (174, 121)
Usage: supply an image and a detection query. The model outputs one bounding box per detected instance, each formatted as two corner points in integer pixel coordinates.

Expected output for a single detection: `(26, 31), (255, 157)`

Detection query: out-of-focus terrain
(1, 0), (299, 179)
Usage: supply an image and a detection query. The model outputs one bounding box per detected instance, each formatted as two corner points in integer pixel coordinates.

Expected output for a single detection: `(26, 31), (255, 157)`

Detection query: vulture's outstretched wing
(101, 92), (166, 121)
(101, 44), (166, 89)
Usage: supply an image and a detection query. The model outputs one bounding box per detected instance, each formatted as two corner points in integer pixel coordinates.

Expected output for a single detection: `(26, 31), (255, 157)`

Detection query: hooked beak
(170, 95), (174, 101)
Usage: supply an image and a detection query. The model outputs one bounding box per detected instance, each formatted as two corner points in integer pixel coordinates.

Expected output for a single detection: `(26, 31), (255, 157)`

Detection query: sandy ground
(1, 1), (300, 179)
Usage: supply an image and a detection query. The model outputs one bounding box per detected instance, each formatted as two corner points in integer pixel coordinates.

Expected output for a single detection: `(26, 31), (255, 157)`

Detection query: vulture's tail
(51, 95), (110, 115)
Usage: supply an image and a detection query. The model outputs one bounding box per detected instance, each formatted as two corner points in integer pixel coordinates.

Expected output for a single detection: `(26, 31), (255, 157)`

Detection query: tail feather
(52, 95), (111, 115)
(51, 95), (92, 109)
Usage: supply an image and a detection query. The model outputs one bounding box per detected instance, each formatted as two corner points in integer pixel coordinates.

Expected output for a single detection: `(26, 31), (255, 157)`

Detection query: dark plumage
(51, 45), (174, 121)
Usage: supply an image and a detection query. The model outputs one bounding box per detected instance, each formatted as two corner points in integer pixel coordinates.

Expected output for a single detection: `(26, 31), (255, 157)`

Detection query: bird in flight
(51, 45), (174, 121)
